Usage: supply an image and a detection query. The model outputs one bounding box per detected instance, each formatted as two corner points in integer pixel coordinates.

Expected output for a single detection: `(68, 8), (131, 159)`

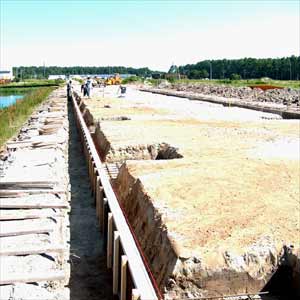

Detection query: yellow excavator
(105, 74), (122, 85)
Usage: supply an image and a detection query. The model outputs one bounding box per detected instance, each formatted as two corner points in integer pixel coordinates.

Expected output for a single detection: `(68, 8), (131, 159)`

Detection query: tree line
(12, 66), (155, 79)
(12, 56), (300, 81)
(176, 56), (300, 80)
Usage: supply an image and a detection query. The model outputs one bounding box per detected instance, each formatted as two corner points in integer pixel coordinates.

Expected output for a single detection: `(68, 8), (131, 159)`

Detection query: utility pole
(209, 61), (212, 80)
(288, 59), (292, 80)
(43, 61), (46, 79)
(176, 65), (181, 80)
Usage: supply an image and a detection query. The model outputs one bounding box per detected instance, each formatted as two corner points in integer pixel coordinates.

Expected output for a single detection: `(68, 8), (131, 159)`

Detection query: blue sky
(0, 0), (299, 71)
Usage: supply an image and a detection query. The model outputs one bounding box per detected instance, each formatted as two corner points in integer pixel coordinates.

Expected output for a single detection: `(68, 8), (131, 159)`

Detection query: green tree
(230, 73), (242, 80)
(178, 56), (300, 80)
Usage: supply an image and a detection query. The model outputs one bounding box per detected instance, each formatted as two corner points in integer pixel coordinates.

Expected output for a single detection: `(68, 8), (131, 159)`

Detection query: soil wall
(115, 163), (178, 289)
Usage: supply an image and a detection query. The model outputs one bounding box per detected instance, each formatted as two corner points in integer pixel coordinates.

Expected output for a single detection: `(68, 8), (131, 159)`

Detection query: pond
(0, 94), (24, 109)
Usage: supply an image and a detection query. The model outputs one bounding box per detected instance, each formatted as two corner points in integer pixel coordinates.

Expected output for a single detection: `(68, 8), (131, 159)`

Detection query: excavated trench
(90, 121), (299, 299)
(93, 121), (183, 163)
(68, 102), (113, 300)
(263, 255), (300, 300)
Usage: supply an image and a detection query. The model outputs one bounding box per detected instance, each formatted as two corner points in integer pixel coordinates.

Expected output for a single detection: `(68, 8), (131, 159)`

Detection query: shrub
(230, 73), (242, 80)
(122, 76), (142, 84)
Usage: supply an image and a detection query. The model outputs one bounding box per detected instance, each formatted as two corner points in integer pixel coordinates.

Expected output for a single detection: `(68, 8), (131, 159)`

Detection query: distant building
(70, 74), (133, 80)
(69, 75), (84, 79)
(48, 75), (66, 80)
(49, 74), (133, 80)
(0, 69), (14, 82)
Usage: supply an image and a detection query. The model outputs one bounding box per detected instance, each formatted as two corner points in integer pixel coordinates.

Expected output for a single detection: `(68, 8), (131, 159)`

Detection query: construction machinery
(0, 79), (11, 85)
(105, 74), (122, 85)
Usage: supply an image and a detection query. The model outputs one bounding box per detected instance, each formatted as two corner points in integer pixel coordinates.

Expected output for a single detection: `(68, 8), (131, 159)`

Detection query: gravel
(170, 83), (300, 107)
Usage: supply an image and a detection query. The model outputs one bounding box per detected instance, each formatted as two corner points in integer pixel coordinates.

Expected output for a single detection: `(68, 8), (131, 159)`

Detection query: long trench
(67, 101), (113, 300)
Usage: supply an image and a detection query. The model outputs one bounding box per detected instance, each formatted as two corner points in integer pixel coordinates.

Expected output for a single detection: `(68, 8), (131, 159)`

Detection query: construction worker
(67, 80), (72, 101)
(86, 77), (92, 98)
(118, 85), (127, 97)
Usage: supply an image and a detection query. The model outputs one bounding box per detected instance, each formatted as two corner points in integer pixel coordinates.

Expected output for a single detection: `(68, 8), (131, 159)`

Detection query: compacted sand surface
(76, 85), (300, 298)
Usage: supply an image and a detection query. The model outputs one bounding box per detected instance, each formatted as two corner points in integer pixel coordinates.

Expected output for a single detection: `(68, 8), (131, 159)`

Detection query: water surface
(0, 95), (24, 109)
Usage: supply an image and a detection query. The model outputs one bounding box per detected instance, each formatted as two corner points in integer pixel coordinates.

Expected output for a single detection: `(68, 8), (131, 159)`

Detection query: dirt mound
(248, 85), (284, 91)
(170, 83), (299, 106)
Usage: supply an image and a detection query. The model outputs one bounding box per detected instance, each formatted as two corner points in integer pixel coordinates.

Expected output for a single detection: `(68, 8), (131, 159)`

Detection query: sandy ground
(84, 85), (286, 122)
(67, 102), (113, 300)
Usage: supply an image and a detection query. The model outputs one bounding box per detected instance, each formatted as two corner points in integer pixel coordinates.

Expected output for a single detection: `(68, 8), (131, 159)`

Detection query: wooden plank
(41, 124), (62, 130)
(107, 212), (113, 269)
(0, 181), (57, 189)
(0, 219), (54, 237)
(102, 197), (108, 236)
(0, 189), (65, 197)
(72, 94), (157, 300)
(98, 187), (104, 232)
(0, 198), (68, 209)
(0, 271), (65, 285)
(6, 140), (33, 145)
(6, 141), (61, 149)
(91, 164), (96, 198)
(0, 254), (65, 284)
(0, 208), (63, 220)
(113, 231), (120, 295)
(91, 161), (95, 194)
(0, 233), (63, 256)
(1, 185), (54, 191)
(0, 246), (64, 256)
(88, 156), (92, 189)
(41, 112), (66, 117)
(93, 167), (97, 198)
(6, 142), (33, 149)
(45, 118), (65, 123)
(32, 143), (59, 149)
(121, 255), (128, 300)
(95, 176), (101, 217)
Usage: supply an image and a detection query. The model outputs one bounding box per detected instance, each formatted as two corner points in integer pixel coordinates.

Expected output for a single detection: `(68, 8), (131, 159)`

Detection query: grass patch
(0, 87), (56, 147)
(0, 87), (38, 95)
(145, 78), (161, 86)
(1, 79), (64, 88)
(121, 76), (143, 84)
